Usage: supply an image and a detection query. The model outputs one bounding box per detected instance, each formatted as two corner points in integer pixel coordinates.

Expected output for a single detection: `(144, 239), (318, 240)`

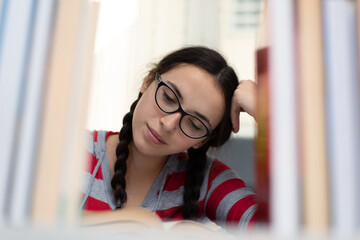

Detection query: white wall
(87, 0), (258, 138)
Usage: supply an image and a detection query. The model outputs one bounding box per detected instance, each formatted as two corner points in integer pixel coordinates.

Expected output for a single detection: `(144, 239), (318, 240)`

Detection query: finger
(231, 102), (241, 133)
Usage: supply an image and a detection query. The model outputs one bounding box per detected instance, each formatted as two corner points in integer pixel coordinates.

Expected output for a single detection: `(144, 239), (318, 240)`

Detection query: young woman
(80, 46), (257, 231)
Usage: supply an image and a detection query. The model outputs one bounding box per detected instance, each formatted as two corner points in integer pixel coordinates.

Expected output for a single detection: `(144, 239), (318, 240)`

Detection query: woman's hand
(230, 80), (257, 133)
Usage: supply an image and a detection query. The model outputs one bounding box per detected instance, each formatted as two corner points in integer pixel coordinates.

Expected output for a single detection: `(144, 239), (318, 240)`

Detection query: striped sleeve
(204, 160), (257, 231)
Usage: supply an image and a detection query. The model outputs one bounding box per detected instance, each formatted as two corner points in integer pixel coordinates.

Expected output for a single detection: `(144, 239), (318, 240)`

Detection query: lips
(146, 125), (166, 145)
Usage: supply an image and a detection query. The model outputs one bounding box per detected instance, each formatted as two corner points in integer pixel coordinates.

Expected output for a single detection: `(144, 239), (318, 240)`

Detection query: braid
(111, 94), (141, 207)
(181, 146), (209, 219)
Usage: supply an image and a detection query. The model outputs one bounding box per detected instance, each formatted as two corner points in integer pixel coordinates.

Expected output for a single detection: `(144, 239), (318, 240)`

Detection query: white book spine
(268, 0), (300, 235)
(8, 0), (56, 226)
(323, 0), (360, 234)
(0, 0), (36, 220)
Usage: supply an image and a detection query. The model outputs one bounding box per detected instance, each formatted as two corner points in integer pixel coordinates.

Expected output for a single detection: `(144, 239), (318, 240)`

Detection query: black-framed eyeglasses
(154, 72), (213, 139)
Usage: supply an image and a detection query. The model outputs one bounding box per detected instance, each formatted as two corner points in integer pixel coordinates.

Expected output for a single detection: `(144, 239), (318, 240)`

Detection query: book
(7, 0), (57, 226)
(0, 0), (37, 220)
(296, 0), (330, 231)
(56, 1), (100, 226)
(80, 208), (233, 239)
(255, 47), (270, 226)
(323, 0), (360, 234)
(267, 0), (300, 234)
(31, 0), (99, 226)
(254, 3), (270, 224)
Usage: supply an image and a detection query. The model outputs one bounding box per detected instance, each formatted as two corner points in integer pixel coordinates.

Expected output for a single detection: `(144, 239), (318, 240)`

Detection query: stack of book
(0, 0), (99, 227)
(255, 0), (360, 236)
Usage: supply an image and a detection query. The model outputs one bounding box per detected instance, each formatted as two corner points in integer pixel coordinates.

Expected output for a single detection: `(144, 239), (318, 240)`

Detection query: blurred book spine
(0, 0), (99, 228)
(296, 0), (330, 231)
(0, 0), (37, 220)
(323, 0), (360, 234)
(31, 0), (99, 227)
(255, 46), (270, 225)
(268, 0), (300, 235)
(255, 0), (360, 235)
(7, 0), (57, 226)
(255, 1), (270, 225)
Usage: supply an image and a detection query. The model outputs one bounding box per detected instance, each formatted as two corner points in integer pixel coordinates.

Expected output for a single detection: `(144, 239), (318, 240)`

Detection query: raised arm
(231, 80), (257, 133)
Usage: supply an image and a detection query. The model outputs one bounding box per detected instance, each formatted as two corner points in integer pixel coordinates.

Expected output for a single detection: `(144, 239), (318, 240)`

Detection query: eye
(163, 91), (177, 104)
(188, 119), (201, 131)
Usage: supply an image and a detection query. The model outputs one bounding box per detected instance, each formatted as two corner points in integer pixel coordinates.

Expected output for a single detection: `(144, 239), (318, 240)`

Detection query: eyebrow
(194, 111), (212, 128)
(167, 80), (212, 128)
(167, 81), (183, 100)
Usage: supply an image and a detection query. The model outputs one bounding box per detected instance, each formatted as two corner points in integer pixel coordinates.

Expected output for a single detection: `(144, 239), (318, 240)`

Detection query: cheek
(132, 98), (149, 136)
(133, 94), (157, 119)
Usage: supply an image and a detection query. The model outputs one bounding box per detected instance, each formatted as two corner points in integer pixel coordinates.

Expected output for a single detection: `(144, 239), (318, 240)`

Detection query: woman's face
(132, 64), (225, 157)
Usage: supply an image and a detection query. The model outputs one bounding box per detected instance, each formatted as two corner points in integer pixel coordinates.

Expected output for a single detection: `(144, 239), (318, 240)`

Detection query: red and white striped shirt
(81, 130), (257, 230)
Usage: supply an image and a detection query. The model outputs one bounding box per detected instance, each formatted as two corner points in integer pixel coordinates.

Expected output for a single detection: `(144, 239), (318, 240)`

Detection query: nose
(160, 112), (181, 132)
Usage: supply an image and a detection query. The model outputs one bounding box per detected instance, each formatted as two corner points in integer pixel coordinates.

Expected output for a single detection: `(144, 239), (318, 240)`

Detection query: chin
(133, 134), (160, 155)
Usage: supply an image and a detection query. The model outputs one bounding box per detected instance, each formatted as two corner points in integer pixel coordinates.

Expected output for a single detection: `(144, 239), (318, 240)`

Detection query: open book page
(80, 208), (237, 239)
(163, 219), (236, 240)
(80, 208), (163, 236)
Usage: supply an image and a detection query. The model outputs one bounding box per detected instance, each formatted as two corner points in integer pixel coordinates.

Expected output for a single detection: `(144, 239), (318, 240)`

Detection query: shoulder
(85, 130), (97, 157)
(85, 130), (118, 156)
(84, 130), (108, 175)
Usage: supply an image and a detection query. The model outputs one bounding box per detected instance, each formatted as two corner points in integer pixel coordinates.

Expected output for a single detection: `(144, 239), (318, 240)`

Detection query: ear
(192, 138), (210, 149)
(140, 71), (155, 94)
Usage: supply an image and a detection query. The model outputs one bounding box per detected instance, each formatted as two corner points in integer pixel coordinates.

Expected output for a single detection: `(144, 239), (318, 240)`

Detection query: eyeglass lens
(156, 84), (208, 138)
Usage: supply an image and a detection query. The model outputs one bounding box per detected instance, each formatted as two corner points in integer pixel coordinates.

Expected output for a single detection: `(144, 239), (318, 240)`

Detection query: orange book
(296, 0), (330, 231)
